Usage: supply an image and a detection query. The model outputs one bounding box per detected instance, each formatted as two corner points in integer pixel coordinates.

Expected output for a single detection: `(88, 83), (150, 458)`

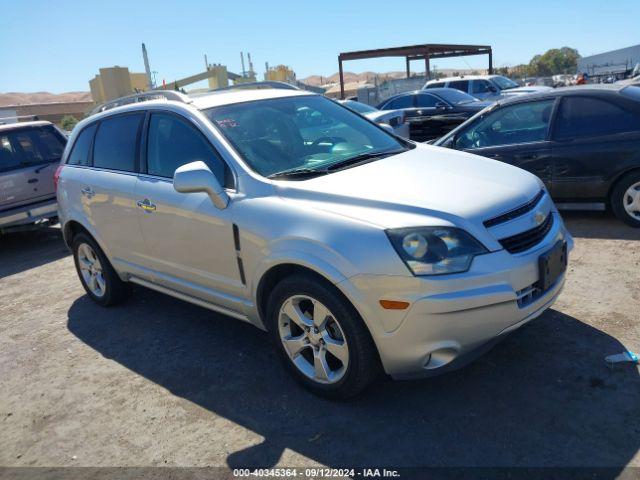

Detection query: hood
(273, 144), (542, 232)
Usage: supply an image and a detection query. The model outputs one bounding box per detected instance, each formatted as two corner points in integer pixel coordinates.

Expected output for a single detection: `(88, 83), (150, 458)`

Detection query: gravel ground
(0, 211), (639, 472)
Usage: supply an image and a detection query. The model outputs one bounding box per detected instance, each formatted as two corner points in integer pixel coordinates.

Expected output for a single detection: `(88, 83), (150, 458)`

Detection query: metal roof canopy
(337, 43), (493, 99)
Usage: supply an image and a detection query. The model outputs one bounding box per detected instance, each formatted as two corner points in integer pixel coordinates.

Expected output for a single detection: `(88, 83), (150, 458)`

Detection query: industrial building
(89, 66), (149, 104)
(577, 44), (640, 81)
(0, 100), (94, 126)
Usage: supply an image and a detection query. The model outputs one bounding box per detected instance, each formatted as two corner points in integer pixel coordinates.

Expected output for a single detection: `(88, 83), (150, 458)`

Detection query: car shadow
(67, 288), (640, 473)
(0, 226), (70, 279)
(561, 211), (640, 240)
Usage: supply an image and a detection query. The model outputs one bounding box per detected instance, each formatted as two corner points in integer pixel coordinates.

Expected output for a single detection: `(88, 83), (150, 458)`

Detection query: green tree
(60, 115), (78, 131)
(528, 47), (580, 76)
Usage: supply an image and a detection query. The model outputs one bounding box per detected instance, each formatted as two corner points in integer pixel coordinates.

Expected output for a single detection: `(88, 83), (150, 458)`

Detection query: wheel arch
(607, 166), (640, 206)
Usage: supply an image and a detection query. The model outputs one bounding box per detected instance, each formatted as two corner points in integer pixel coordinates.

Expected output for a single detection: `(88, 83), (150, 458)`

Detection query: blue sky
(1, 0), (639, 93)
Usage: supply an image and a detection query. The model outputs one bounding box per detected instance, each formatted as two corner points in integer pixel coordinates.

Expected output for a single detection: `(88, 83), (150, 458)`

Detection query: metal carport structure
(337, 43), (493, 99)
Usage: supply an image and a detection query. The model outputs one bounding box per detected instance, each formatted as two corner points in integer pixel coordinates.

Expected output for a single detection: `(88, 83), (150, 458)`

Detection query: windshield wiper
(267, 167), (328, 180)
(325, 149), (406, 172)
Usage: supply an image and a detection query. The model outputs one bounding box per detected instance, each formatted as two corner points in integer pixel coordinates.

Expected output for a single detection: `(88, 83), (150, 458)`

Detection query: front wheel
(267, 274), (380, 399)
(611, 172), (640, 228)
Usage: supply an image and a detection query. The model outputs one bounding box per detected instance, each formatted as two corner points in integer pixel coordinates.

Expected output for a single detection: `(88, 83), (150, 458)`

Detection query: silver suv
(424, 75), (553, 101)
(1, 121), (66, 233)
(57, 88), (572, 398)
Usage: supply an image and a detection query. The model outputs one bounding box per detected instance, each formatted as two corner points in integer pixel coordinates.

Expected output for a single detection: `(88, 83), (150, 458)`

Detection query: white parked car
(424, 75), (553, 101)
(337, 100), (410, 138)
(56, 88), (572, 398)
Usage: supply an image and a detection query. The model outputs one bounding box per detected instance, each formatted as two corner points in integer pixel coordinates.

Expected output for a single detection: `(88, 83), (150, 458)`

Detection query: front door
(455, 98), (556, 189)
(135, 111), (243, 310)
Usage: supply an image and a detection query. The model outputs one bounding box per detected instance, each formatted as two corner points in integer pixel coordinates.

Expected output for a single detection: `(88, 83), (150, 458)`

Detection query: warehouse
(577, 44), (640, 81)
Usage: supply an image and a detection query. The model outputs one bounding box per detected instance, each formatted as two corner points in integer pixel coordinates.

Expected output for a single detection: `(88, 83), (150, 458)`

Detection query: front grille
(499, 213), (554, 254)
(484, 190), (545, 228)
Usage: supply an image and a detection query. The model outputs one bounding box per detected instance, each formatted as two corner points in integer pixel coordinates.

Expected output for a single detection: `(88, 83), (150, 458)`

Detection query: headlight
(386, 227), (488, 276)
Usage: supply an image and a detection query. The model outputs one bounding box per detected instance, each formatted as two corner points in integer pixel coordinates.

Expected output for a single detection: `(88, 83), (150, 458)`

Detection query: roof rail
(89, 90), (192, 116)
(209, 81), (300, 93)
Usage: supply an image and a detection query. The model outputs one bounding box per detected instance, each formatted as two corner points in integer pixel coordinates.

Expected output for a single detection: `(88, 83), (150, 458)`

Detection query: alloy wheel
(623, 181), (640, 221)
(77, 243), (106, 298)
(278, 295), (349, 384)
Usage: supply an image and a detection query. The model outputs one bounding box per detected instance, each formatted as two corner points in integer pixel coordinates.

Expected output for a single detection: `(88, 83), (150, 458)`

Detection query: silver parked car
(337, 100), (410, 138)
(1, 121), (66, 233)
(424, 75), (553, 101)
(57, 89), (572, 398)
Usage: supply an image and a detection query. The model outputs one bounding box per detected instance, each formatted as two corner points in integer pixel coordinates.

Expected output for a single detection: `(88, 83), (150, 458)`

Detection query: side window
(455, 99), (555, 149)
(426, 82), (445, 89)
(147, 113), (230, 186)
(93, 113), (144, 172)
(386, 96), (414, 109)
(67, 124), (97, 166)
(472, 80), (492, 94)
(448, 80), (469, 93)
(0, 134), (22, 171)
(415, 94), (439, 108)
(554, 97), (640, 139)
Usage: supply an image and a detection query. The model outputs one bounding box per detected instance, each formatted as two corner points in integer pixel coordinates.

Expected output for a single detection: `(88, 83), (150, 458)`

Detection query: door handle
(137, 199), (157, 212)
(80, 187), (95, 198)
(28, 178), (39, 184)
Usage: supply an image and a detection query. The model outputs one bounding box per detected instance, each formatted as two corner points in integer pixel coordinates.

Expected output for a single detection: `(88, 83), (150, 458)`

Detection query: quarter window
(426, 82), (445, 89)
(448, 80), (469, 93)
(67, 124), (97, 166)
(554, 97), (640, 139)
(455, 99), (555, 149)
(93, 113), (144, 172)
(146, 113), (229, 186)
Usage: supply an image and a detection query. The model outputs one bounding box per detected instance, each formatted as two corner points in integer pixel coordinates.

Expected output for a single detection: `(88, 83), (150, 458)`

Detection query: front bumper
(339, 212), (573, 379)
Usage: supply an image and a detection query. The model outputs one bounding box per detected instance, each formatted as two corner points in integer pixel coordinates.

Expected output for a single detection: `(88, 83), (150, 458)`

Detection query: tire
(72, 232), (130, 306)
(266, 273), (380, 399)
(610, 171), (640, 228)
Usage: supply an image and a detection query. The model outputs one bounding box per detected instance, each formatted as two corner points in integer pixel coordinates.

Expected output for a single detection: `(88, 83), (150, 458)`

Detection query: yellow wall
(89, 67), (149, 104)
(207, 65), (229, 90)
(265, 65), (295, 82)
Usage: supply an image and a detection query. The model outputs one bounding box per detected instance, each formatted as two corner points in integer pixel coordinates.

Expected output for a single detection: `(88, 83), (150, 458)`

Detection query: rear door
(454, 99), (556, 189)
(549, 95), (640, 201)
(69, 112), (147, 272)
(134, 111), (243, 310)
(0, 125), (66, 211)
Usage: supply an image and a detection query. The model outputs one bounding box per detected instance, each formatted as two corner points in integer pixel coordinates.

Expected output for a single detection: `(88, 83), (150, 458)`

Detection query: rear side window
(93, 113), (144, 172)
(448, 80), (469, 93)
(67, 124), (97, 166)
(415, 94), (439, 107)
(146, 112), (230, 186)
(554, 97), (640, 139)
(426, 82), (445, 89)
(0, 126), (67, 172)
(472, 80), (493, 94)
(385, 96), (414, 109)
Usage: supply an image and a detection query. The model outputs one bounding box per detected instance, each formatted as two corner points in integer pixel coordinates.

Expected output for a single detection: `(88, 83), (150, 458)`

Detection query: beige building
(89, 67), (149, 104)
(265, 65), (296, 83)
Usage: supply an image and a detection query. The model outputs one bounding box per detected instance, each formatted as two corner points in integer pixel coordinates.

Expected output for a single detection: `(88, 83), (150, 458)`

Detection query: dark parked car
(376, 88), (490, 142)
(435, 85), (640, 227)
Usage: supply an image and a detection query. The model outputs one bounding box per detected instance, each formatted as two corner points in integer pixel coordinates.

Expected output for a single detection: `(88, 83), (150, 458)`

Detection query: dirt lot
(1, 212), (639, 473)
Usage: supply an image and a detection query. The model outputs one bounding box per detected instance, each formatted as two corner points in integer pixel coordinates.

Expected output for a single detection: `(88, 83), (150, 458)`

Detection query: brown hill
(0, 91), (93, 107)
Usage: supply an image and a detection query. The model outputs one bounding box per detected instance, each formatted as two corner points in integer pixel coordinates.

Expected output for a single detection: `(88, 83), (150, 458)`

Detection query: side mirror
(173, 161), (229, 210)
(488, 85), (498, 93)
(435, 102), (449, 110)
(379, 123), (395, 135)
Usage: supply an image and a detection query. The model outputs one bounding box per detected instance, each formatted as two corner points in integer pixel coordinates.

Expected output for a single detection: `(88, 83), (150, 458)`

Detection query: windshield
(342, 100), (379, 114)
(492, 76), (520, 90)
(204, 95), (407, 178)
(436, 88), (480, 105)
